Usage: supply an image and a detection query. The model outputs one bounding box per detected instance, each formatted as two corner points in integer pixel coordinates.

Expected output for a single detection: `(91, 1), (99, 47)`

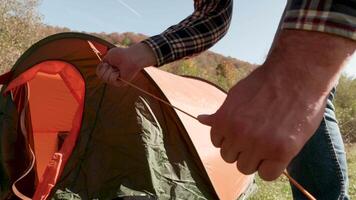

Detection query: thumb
(197, 114), (216, 126)
(102, 49), (116, 65)
(102, 53), (111, 64)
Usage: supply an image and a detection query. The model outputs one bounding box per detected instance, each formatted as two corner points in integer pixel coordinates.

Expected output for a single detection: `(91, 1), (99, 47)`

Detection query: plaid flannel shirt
(143, 0), (356, 67)
(283, 0), (356, 41)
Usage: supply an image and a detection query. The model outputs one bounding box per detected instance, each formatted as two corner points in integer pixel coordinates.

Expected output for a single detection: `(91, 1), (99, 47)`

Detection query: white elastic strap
(11, 146), (35, 200)
(12, 83), (34, 200)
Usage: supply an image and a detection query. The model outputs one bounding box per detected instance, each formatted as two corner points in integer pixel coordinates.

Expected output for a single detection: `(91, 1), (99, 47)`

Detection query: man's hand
(97, 42), (156, 86)
(198, 30), (355, 181)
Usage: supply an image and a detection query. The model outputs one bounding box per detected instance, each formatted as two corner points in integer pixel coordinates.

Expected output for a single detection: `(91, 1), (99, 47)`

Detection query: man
(97, 0), (355, 199)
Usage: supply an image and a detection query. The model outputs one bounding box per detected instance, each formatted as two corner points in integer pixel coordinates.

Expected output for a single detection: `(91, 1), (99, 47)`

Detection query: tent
(0, 33), (254, 200)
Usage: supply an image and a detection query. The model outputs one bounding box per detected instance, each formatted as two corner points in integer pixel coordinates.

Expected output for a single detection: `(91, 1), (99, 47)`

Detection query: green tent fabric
(0, 33), (254, 200)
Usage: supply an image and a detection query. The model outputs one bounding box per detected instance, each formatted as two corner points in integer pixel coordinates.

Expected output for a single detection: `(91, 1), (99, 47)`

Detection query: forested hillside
(91, 31), (256, 90)
(0, 0), (354, 143)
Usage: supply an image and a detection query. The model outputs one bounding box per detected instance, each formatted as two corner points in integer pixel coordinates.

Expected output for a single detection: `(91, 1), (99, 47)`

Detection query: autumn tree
(335, 74), (356, 143)
(0, 0), (43, 73)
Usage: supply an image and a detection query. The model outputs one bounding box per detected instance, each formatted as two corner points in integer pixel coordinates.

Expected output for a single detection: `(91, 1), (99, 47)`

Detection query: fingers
(109, 70), (120, 86)
(220, 141), (240, 163)
(200, 113), (227, 148)
(198, 113), (222, 147)
(219, 134), (262, 174)
(258, 160), (286, 181)
(236, 152), (261, 175)
(96, 63), (121, 86)
(211, 130), (224, 148)
(197, 114), (214, 126)
(96, 63), (110, 80)
(101, 65), (115, 82)
(98, 47), (145, 85)
(219, 135), (287, 178)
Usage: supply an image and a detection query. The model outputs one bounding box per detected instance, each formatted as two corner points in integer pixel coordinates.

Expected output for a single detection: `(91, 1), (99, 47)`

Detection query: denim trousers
(287, 89), (349, 200)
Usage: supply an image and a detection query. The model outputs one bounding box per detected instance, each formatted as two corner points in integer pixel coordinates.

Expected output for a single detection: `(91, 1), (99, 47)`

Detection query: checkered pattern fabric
(143, 0), (355, 67)
(283, 0), (356, 40)
(142, 0), (233, 66)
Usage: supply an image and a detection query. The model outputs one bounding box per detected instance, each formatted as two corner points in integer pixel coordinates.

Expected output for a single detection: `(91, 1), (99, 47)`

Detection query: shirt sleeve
(282, 0), (356, 41)
(141, 0), (233, 66)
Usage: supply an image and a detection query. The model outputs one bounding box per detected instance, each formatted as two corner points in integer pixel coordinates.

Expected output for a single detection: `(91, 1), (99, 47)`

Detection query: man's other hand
(198, 30), (355, 181)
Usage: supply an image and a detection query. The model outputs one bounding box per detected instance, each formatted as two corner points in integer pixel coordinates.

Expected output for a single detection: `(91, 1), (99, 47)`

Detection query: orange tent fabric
(146, 68), (254, 200)
(5, 61), (85, 199)
(0, 33), (253, 200)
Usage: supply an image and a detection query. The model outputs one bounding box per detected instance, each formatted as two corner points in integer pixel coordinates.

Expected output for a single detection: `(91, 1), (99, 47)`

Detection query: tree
(121, 37), (132, 46)
(0, 0), (42, 74)
(334, 74), (356, 143)
(216, 62), (239, 91)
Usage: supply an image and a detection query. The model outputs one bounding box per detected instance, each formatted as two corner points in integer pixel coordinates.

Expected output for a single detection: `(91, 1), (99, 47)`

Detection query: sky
(39, 0), (356, 77)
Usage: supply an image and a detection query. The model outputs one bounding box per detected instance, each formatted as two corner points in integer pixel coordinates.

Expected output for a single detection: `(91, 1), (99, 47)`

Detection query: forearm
(264, 30), (356, 98)
(142, 0), (233, 66)
(270, 0), (356, 96)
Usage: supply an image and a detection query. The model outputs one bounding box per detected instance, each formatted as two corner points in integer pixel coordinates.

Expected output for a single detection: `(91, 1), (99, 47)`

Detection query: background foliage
(0, 0), (43, 74)
(0, 1), (355, 198)
(335, 74), (356, 143)
(0, 0), (355, 143)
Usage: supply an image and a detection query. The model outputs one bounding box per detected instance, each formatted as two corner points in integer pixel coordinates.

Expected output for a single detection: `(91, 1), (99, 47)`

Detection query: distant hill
(2, 2), (354, 143)
(4, 24), (257, 91)
(91, 31), (257, 91)
(38, 27), (257, 90)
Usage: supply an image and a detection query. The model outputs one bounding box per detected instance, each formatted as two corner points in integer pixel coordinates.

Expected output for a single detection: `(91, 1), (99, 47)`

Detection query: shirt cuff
(141, 35), (175, 67)
(282, 10), (356, 41)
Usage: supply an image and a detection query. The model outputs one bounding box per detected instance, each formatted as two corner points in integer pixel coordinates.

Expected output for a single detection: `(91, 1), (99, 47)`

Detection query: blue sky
(39, 0), (356, 76)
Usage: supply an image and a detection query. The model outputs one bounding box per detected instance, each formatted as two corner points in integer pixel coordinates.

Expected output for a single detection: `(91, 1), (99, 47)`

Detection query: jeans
(287, 89), (349, 200)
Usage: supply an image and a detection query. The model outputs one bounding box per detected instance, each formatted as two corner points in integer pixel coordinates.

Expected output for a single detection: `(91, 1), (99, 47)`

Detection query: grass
(347, 144), (356, 198)
(249, 144), (356, 199)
